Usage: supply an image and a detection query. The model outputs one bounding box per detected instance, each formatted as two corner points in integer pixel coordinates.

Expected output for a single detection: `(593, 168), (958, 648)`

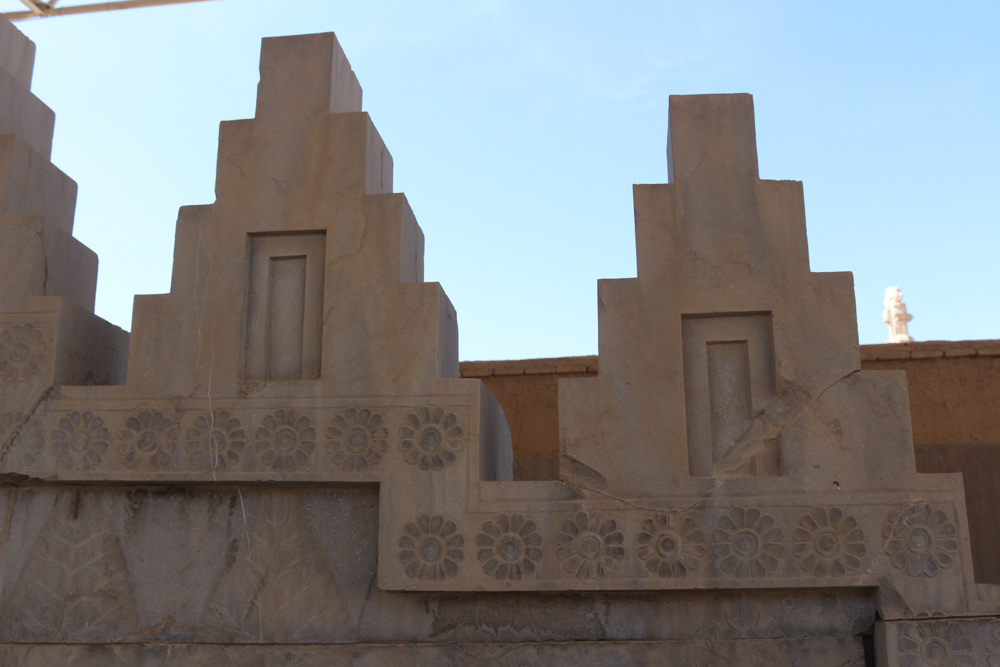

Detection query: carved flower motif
(556, 511), (625, 579)
(712, 507), (784, 579)
(255, 409), (316, 472)
(186, 410), (246, 472)
(326, 408), (388, 472)
(792, 507), (866, 577)
(883, 503), (959, 577)
(399, 514), (464, 581)
(119, 410), (175, 470)
(898, 622), (973, 667)
(51, 411), (109, 471)
(0, 412), (43, 467)
(0, 324), (47, 383)
(477, 513), (543, 581)
(637, 512), (706, 578)
(986, 623), (1000, 666)
(399, 406), (464, 471)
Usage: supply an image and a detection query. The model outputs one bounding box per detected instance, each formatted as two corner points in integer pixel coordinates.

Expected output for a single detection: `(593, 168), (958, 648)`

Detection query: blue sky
(6, 0), (999, 360)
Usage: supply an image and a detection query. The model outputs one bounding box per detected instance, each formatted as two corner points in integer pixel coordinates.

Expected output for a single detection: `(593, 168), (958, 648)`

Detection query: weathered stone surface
(1, 16), (999, 666)
(876, 617), (1000, 666)
(0, 486), (879, 644)
(0, 637), (867, 666)
(0, 14), (126, 404)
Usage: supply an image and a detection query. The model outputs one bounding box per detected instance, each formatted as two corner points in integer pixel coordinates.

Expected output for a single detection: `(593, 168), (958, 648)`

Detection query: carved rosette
(883, 503), (959, 577)
(119, 410), (176, 471)
(791, 507), (865, 577)
(186, 410), (246, 472)
(477, 513), (543, 581)
(399, 514), (465, 581)
(712, 507), (784, 579)
(897, 622), (973, 667)
(556, 511), (625, 579)
(51, 411), (109, 471)
(637, 512), (705, 578)
(399, 406), (464, 471)
(255, 409), (317, 472)
(0, 324), (47, 383)
(326, 408), (388, 472)
(0, 412), (43, 468)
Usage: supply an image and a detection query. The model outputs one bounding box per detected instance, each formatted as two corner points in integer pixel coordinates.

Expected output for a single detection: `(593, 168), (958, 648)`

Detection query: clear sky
(5, 0), (999, 360)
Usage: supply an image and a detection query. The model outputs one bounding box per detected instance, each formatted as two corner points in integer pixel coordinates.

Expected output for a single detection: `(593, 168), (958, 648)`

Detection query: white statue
(883, 286), (914, 344)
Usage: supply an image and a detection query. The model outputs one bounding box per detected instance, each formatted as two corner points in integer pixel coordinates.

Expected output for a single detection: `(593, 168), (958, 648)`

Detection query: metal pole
(4, 0), (218, 21)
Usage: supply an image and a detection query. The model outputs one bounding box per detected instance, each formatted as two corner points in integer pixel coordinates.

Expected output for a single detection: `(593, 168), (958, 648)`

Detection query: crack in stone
(0, 383), (55, 465)
(715, 369), (861, 475)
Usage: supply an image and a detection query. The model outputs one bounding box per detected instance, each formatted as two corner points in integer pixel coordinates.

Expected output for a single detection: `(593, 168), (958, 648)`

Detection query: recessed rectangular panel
(682, 313), (780, 478)
(243, 233), (325, 382)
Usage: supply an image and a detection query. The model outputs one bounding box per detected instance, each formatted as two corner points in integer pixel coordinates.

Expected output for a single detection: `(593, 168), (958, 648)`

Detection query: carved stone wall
(462, 342), (1000, 584)
(1, 16), (998, 665)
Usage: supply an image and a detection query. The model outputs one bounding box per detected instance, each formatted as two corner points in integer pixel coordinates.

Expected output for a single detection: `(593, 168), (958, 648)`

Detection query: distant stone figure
(883, 286), (914, 343)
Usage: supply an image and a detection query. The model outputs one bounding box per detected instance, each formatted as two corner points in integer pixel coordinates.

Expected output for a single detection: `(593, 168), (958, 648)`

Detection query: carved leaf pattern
(200, 493), (353, 642)
(0, 490), (139, 642)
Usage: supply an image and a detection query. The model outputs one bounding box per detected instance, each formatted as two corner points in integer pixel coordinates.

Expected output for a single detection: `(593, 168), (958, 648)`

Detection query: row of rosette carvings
(0, 404), (468, 475)
(386, 502), (963, 590)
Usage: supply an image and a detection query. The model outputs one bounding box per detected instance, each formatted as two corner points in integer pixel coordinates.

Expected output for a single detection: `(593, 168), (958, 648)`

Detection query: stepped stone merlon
(214, 32), (391, 209)
(0, 16), (126, 392)
(0, 16), (96, 313)
(561, 93), (860, 495)
(0, 17), (52, 159)
(121, 32), (453, 398)
(647, 94), (813, 288)
(0, 17), (34, 88)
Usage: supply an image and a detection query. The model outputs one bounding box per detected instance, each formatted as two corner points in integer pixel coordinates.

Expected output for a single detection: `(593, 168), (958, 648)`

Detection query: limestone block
(0, 62), (54, 159)
(0, 17), (124, 402)
(560, 94), (860, 496)
(0, 637), (867, 666)
(0, 485), (881, 646)
(0, 16), (34, 89)
(0, 134), (91, 312)
(0, 18), (996, 665)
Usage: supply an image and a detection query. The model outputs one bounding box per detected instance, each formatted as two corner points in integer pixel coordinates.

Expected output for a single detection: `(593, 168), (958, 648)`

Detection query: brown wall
(860, 341), (1000, 583)
(459, 340), (1000, 581)
(860, 341), (1000, 446)
(460, 357), (596, 481)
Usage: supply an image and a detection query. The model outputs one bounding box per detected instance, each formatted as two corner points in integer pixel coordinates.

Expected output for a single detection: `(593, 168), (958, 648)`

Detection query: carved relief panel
(682, 313), (779, 477)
